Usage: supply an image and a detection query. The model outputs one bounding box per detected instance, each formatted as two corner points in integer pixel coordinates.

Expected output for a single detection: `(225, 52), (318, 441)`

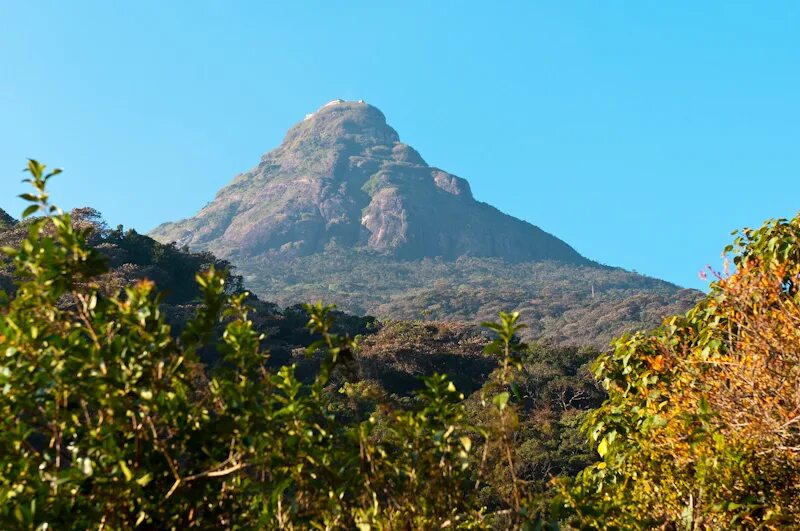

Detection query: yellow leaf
(460, 436), (472, 453)
(598, 438), (609, 457)
(119, 460), (133, 481)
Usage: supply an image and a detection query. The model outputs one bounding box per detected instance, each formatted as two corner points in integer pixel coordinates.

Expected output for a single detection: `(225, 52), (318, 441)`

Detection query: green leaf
(510, 382), (523, 401)
(22, 205), (39, 219)
(492, 391), (510, 411)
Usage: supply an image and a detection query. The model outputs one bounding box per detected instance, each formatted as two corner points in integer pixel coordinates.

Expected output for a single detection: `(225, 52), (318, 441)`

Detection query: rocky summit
(150, 100), (586, 264)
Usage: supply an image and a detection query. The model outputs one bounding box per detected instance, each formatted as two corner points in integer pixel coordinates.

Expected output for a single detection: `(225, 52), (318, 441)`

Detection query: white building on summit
(305, 99), (349, 120)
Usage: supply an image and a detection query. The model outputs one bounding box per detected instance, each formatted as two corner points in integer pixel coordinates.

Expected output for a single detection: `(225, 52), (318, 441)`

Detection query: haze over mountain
(151, 100), (700, 346)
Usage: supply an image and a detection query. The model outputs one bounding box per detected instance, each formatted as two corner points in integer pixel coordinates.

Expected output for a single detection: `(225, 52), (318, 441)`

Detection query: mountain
(151, 100), (701, 346)
(150, 100), (585, 264)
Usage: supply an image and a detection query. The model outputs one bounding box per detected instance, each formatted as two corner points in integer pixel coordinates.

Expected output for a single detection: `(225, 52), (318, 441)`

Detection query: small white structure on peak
(305, 99), (347, 120)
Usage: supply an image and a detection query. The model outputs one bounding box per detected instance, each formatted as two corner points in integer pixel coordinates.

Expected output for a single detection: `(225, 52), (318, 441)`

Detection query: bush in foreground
(557, 213), (800, 528)
(4, 160), (798, 529)
(0, 162), (538, 529)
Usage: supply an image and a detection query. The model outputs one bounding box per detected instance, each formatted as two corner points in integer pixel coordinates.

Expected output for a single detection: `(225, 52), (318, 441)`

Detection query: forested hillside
(244, 250), (700, 347)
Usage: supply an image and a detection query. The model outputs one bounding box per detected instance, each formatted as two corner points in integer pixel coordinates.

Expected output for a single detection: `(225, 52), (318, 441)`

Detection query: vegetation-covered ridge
(0, 202), (374, 368)
(243, 249), (700, 347)
(0, 207), (15, 228)
(0, 206), (238, 304)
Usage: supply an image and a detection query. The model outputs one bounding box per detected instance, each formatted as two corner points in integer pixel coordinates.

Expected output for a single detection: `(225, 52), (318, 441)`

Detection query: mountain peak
(302, 99), (384, 123)
(150, 101), (586, 264)
(281, 100), (401, 157)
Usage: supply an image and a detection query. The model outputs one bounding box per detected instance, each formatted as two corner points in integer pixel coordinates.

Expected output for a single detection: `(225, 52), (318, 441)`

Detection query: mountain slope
(0, 208), (15, 229)
(150, 100), (585, 264)
(241, 251), (700, 347)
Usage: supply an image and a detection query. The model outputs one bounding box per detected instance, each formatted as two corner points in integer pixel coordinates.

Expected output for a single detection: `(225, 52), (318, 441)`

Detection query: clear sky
(2, 2), (798, 290)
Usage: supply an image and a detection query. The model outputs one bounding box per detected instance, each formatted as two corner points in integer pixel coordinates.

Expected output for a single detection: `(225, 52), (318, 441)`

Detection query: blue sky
(1, 2), (798, 290)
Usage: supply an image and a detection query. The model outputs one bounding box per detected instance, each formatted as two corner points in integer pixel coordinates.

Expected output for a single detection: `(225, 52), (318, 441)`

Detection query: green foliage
(21, 145), (790, 529)
(0, 161), (487, 529)
(1, 160), (606, 530)
(0, 160), (671, 529)
(0, 203), (241, 307)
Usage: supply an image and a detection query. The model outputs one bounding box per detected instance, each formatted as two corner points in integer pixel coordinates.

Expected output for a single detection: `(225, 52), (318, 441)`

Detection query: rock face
(150, 100), (587, 264)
